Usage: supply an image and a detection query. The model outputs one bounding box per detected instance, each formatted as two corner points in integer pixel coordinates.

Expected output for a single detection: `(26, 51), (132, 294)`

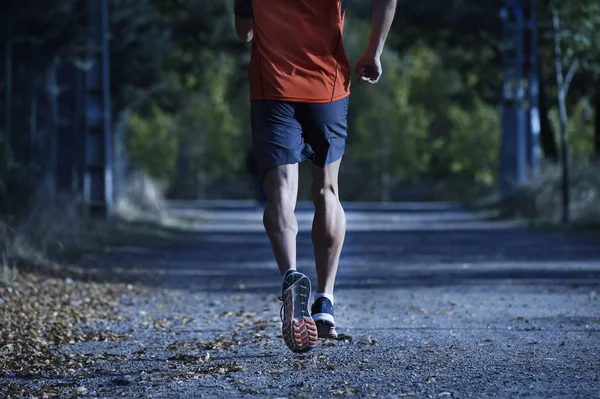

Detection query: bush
(126, 104), (178, 183)
(549, 96), (596, 159)
(338, 25), (502, 202)
(0, 143), (33, 216)
(0, 188), (86, 267)
(502, 159), (600, 224)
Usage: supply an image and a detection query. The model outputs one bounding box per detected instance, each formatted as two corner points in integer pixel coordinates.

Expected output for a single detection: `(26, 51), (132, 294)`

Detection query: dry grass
(501, 160), (600, 225)
(0, 172), (178, 278)
(0, 177), (162, 387)
(115, 172), (209, 229)
(0, 258), (19, 286)
(0, 191), (107, 283)
(6, 193), (87, 263)
(114, 172), (166, 223)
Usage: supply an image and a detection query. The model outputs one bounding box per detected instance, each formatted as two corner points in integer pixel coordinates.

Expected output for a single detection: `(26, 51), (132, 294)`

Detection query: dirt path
(3, 201), (599, 398)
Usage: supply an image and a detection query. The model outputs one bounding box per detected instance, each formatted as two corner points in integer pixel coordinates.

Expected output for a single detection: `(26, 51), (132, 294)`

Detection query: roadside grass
(0, 175), (187, 384)
(471, 160), (600, 240)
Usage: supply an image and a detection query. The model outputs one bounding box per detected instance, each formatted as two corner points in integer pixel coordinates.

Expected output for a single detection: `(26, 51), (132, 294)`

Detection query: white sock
(314, 292), (334, 306)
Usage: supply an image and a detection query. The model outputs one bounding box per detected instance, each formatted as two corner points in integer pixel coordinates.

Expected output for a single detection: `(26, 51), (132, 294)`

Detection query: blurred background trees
(1, 0), (599, 209)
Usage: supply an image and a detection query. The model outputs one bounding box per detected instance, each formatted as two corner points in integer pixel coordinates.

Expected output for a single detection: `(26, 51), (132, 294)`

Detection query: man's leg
(251, 100), (318, 352)
(262, 164), (299, 276)
(263, 164), (319, 353)
(298, 97), (348, 338)
(311, 158), (346, 294)
(297, 97), (349, 339)
(251, 100), (311, 275)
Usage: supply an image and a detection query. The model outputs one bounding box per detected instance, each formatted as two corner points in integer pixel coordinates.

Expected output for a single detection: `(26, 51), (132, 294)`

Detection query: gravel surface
(3, 201), (599, 398)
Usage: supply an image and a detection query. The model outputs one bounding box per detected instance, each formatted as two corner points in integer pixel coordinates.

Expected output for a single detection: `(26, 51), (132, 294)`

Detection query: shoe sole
(281, 275), (318, 353)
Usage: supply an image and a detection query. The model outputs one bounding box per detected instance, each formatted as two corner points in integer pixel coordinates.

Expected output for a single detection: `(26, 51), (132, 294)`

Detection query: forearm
(369, 0), (397, 56)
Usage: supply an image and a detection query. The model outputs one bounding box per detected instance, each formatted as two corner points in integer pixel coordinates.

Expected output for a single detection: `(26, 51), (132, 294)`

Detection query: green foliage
(0, 0), (87, 57)
(195, 54), (246, 179)
(350, 44), (435, 181)
(3, 0), (599, 209)
(59, 0), (598, 202)
(109, 0), (173, 112)
(126, 105), (178, 182)
(171, 53), (249, 196)
(552, 0), (600, 74)
(548, 97), (596, 158)
(445, 98), (501, 187)
(337, 22), (501, 201)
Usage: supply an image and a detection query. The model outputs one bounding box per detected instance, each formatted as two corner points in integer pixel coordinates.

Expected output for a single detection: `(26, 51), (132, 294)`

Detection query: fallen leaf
(333, 333), (353, 342)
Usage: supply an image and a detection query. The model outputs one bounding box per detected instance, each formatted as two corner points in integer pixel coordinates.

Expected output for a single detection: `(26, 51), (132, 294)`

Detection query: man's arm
(369, 0), (397, 57)
(355, 0), (397, 84)
(234, 0), (253, 42)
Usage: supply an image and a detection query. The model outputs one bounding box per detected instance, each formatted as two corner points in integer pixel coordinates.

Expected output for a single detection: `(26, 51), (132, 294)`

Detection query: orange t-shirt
(249, 0), (351, 103)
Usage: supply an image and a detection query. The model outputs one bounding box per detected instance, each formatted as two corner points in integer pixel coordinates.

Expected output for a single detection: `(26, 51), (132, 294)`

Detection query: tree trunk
(595, 76), (600, 158)
(47, 60), (59, 197)
(552, 5), (570, 224)
(4, 27), (12, 153)
(538, 63), (559, 161)
(30, 68), (38, 166)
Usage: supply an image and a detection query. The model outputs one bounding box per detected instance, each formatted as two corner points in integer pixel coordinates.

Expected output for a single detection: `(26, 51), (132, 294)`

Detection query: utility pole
(82, 0), (113, 217)
(4, 23), (12, 154)
(499, 0), (540, 197)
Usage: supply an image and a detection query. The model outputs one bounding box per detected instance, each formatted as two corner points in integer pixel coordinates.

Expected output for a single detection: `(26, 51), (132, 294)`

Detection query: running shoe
(279, 270), (318, 353)
(311, 297), (338, 339)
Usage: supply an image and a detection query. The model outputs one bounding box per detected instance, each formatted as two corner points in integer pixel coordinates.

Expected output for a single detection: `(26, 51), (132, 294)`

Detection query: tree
(0, 0), (89, 211)
(596, 78), (600, 157)
(549, 0), (600, 222)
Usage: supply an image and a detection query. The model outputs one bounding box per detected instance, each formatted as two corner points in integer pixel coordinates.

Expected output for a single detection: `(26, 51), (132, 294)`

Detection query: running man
(234, 0), (397, 353)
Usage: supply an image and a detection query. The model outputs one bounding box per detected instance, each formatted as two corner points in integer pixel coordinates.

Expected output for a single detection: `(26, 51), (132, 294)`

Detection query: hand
(354, 46), (382, 84)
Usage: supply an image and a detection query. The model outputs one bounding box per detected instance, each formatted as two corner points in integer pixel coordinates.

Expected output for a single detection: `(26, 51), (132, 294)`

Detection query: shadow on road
(78, 204), (600, 293)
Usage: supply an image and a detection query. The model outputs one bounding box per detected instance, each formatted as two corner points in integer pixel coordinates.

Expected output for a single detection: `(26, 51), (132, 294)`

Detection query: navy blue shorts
(250, 96), (349, 179)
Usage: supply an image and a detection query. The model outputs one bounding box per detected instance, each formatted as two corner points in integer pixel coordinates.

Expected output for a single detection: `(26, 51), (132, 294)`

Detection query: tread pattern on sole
(282, 288), (318, 353)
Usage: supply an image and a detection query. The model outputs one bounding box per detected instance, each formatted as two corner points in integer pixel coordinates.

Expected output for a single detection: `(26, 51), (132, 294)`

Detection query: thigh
(297, 96), (349, 169)
(251, 100), (313, 179)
